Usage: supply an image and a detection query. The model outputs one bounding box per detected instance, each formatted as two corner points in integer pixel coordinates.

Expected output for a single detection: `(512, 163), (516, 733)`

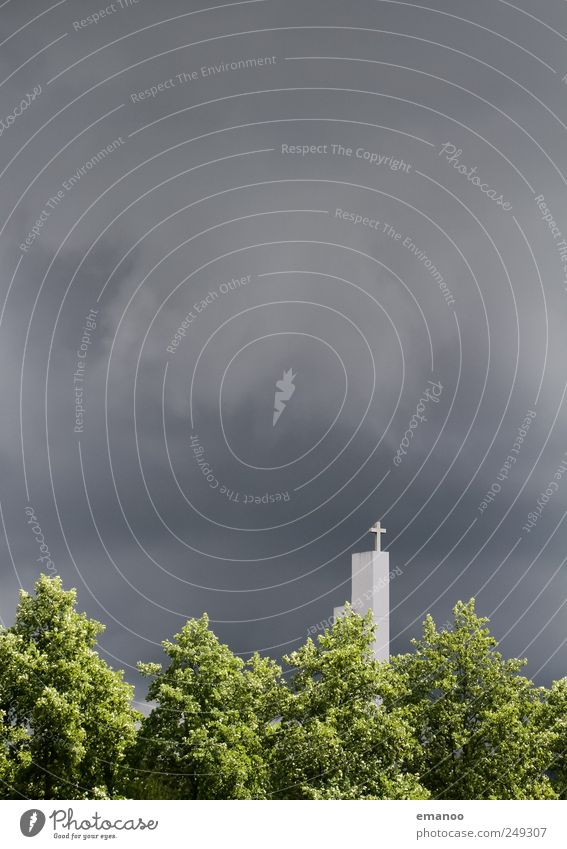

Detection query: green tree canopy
(382, 600), (556, 800)
(0, 575), (138, 799)
(130, 614), (282, 799)
(0, 578), (563, 801)
(541, 677), (567, 799)
(268, 607), (428, 799)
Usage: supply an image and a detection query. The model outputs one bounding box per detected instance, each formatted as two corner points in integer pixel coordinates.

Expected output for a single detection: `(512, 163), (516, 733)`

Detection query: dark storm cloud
(1, 0), (566, 700)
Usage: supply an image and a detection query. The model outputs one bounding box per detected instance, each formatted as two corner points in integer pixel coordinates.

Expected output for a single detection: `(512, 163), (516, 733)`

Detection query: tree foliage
(129, 615), (282, 799)
(541, 677), (567, 799)
(268, 608), (427, 799)
(382, 600), (556, 799)
(0, 577), (564, 801)
(0, 575), (138, 799)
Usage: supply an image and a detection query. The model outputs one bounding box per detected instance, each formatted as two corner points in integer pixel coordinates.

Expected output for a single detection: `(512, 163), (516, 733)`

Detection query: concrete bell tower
(334, 521), (390, 661)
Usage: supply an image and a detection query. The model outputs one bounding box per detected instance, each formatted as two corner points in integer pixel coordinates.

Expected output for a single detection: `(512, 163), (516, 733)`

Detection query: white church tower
(334, 522), (390, 661)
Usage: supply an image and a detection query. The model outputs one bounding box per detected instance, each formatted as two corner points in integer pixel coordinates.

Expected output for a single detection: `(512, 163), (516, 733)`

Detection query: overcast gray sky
(1, 0), (566, 701)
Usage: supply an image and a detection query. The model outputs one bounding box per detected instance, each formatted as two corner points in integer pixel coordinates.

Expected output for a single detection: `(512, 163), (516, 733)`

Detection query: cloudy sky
(1, 0), (566, 702)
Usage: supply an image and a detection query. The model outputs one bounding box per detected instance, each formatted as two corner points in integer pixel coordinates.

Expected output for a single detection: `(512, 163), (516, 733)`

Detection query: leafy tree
(130, 614), (282, 799)
(1, 576), (563, 801)
(382, 600), (556, 799)
(541, 678), (567, 798)
(267, 607), (428, 799)
(0, 709), (28, 795)
(0, 575), (138, 799)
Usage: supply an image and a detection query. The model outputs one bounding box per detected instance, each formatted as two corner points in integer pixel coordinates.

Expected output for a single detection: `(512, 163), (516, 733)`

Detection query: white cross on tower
(333, 519), (390, 660)
(370, 521), (387, 551)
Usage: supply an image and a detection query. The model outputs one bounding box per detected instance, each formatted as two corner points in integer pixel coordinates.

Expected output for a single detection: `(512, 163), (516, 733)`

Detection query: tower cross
(370, 521), (387, 551)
